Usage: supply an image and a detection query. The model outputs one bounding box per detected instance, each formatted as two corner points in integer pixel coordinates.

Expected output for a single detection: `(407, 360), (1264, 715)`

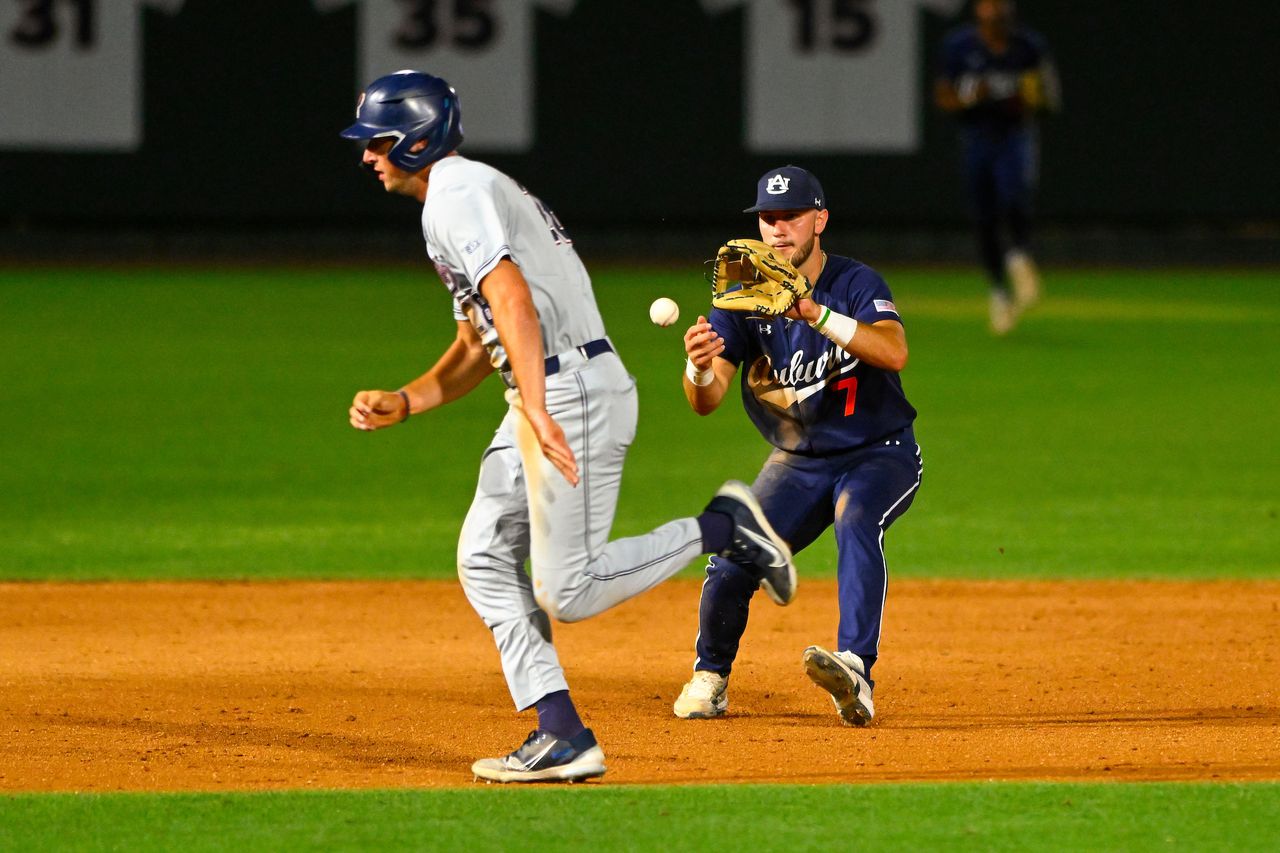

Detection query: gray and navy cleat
(472, 728), (606, 783)
(705, 480), (797, 605)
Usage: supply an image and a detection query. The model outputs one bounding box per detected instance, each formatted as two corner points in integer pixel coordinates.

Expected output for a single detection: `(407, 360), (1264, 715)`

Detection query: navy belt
(545, 338), (613, 377)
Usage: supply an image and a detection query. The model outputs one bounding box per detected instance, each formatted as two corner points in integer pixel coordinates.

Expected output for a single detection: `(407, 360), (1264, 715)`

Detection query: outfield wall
(1, 0), (1276, 242)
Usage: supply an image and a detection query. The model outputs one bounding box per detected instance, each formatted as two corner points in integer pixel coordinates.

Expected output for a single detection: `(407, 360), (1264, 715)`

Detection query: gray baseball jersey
(423, 155), (605, 384)
(422, 155), (704, 711)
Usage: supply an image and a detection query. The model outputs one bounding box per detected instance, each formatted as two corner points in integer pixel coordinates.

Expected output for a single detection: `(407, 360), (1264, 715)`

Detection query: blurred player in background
(673, 166), (923, 727)
(339, 71), (796, 783)
(935, 0), (1060, 334)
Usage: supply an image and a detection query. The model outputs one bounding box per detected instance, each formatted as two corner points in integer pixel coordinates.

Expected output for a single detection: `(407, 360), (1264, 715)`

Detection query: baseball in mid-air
(649, 297), (680, 327)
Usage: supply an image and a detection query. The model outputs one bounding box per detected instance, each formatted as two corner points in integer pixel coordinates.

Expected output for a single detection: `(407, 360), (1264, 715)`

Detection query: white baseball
(649, 297), (680, 327)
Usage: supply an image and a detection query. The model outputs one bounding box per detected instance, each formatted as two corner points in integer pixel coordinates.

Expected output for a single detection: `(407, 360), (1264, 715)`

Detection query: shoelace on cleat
(686, 673), (723, 700)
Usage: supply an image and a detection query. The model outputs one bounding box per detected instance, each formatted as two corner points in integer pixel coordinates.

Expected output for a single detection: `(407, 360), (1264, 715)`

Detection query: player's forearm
(845, 323), (908, 373)
(683, 376), (723, 416)
(402, 338), (492, 413)
(496, 310), (549, 413)
(682, 358), (735, 415)
(483, 261), (550, 413)
(807, 303), (907, 373)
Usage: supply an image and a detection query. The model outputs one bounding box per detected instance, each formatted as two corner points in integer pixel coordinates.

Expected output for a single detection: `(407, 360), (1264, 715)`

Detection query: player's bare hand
(349, 390), (406, 431)
(784, 297), (821, 324)
(684, 315), (724, 370)
(525, 407), (580, 487)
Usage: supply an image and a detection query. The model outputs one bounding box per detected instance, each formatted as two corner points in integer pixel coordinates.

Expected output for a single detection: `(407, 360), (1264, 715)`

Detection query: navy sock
(697, 510), (734, 554)
(535, 690), (585, 740)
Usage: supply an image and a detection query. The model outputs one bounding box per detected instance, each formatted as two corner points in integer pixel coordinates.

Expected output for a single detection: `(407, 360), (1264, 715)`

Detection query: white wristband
(809, 304), (858, 350)
(685, 358), (714, 387)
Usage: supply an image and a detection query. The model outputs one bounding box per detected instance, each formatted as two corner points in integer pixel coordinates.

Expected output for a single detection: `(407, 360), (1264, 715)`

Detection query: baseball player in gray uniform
(339, 70), (797, 783)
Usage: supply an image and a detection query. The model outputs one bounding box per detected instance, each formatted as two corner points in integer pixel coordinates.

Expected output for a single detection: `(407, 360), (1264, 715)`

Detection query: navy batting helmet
(340, 70), (463, 172)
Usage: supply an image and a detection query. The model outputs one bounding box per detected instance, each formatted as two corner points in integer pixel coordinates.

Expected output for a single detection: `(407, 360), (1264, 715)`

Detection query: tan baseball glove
(708, 238), (812, 316)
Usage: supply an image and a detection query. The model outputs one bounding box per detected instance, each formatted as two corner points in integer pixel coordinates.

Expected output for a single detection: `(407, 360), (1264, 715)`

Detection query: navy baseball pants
(692, 430), (922, 682)
(962, 126), (1037, 289)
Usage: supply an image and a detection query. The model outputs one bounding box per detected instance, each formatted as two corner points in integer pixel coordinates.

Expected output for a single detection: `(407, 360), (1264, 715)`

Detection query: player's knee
(456, 553), (510, 610)
(456, 551), (481, 590)
(835, 495), (869, 527)
(456, 559), (493, 620)
(553, 601), (592, 623)
(533, 592), (582, 623)
(533, 590), (569, 623)
(707, 556), (761, 593)
(533, 580), (590, 624)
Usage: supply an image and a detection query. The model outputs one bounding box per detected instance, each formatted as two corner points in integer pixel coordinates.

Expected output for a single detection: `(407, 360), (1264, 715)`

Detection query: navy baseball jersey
(939, 24), (1051, 134)
(711, 254), (916, 456)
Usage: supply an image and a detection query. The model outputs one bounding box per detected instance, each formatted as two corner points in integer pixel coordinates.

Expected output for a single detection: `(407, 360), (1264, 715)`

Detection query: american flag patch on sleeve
(873, 299), (898, 315)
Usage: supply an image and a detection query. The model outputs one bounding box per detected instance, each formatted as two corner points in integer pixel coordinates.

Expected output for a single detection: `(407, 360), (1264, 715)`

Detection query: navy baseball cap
(744, 165), (825, 213)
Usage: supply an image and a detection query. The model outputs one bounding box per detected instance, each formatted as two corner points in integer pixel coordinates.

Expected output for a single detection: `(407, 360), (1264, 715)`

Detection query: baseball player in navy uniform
(935, 0), (1060, 334)
(339, 71), (796, 782)
(673, 166), (923, 726)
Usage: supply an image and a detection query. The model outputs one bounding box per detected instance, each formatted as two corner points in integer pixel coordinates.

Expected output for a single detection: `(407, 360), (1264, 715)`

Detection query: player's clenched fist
(684, 315), (724, 371)
(349, 389), (409, 431)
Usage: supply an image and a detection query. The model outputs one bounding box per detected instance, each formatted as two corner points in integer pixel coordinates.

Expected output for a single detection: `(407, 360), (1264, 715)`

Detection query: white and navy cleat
(803, 646), (875, 726)
(673, 671), (729, 719)
(471, 728), (606, 783)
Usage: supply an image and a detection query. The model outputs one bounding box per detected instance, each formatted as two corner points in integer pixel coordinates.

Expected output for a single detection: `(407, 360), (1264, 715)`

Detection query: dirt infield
(2, 580), (1277, 791)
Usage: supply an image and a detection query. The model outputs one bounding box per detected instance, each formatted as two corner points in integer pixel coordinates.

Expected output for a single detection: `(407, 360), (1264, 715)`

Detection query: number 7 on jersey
(836, 376), (858, 416)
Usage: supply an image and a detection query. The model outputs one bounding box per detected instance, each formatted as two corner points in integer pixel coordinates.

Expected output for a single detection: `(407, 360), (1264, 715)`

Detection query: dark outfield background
(1, 0), (1277, 262)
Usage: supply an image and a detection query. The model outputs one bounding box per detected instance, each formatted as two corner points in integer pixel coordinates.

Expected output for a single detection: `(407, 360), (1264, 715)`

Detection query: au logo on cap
(766, 174), (790, 195)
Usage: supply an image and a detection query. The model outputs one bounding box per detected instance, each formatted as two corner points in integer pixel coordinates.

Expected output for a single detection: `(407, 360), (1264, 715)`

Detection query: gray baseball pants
(457, 350), (704, 710)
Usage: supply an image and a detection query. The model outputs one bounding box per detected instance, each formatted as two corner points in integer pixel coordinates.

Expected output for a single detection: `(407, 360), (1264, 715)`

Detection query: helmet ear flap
(386, 91), (463, 172)
(386, 132), (418, 170)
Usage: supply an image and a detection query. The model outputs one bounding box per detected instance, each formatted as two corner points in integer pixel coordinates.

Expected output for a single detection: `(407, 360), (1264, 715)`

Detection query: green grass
(3, 265), (1277, 844)
(1, 265), (1277, 580)
(2, 783), (1278, 852)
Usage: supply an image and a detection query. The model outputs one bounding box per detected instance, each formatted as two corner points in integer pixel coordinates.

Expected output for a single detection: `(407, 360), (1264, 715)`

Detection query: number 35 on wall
(395, 0), (496, 50)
